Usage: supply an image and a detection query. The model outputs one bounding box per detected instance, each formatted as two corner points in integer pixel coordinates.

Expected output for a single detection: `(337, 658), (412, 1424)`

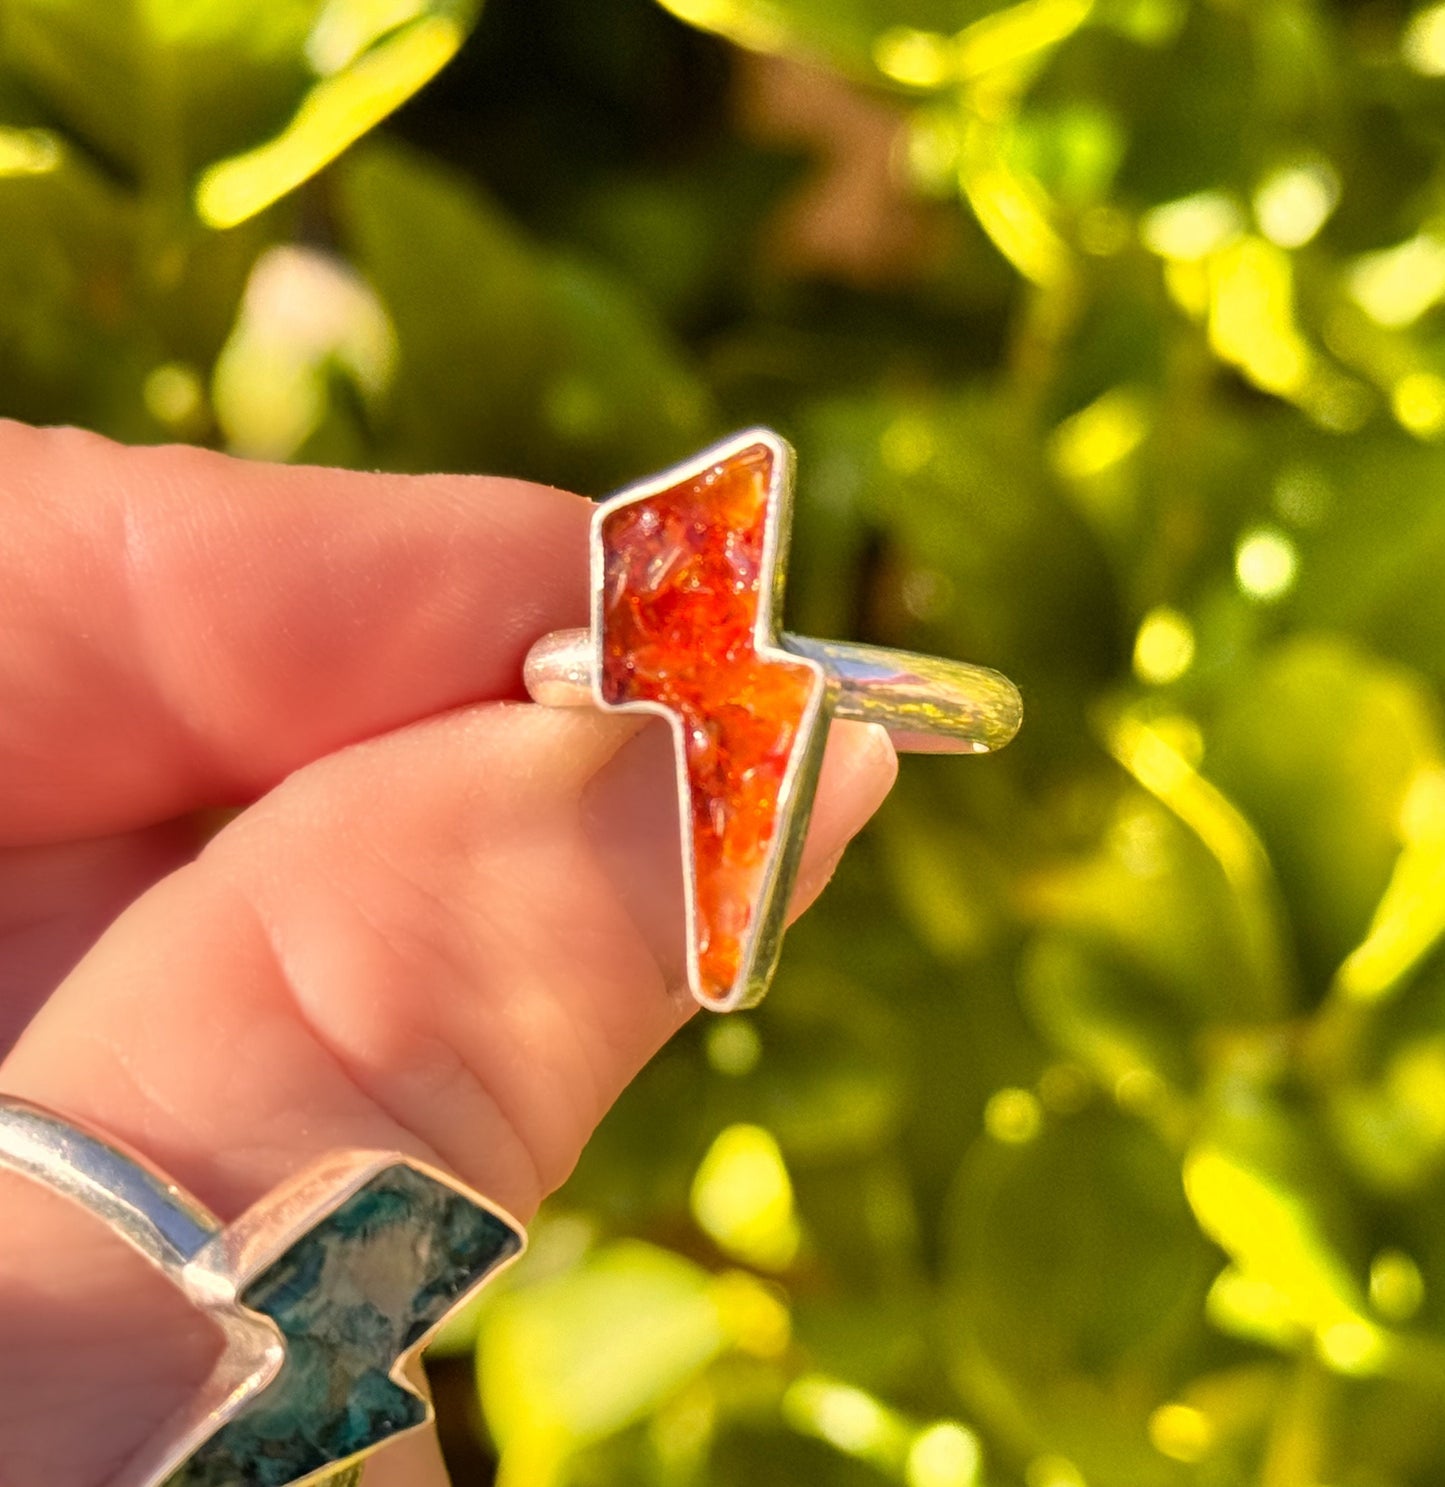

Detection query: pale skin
(0, 420), (899, 1487)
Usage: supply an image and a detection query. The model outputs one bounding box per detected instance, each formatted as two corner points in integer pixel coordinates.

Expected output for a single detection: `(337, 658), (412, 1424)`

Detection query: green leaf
(1291, 436), (1445, 697)
(195, 12), (469, 227)
(742, 982), (909, 1164)
(1184, 1090), (1388, 1375)
(1206, 635), (1444, 992)
(1025, 784), (1291, 1031)
(335, 140), (715, 485)
(1020, 934), (1196, 1102)
(798, 392), (1124, 773)
(1, 0), (318, 182)
(944, 1106), (1213, 1483)
(479, 1241), (730, 1483)
(211, 243), (394, 460)
(0, 126), (278, 434)
(1, 0), (479, 213)
(0, 136), (138, 423)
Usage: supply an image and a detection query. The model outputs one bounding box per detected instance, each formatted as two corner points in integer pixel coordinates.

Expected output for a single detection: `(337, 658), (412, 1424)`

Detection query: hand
(0, 420), (898, 1487)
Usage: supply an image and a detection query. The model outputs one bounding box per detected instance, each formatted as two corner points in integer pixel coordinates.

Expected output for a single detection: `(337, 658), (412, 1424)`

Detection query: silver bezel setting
(589, 428), (830, 1013)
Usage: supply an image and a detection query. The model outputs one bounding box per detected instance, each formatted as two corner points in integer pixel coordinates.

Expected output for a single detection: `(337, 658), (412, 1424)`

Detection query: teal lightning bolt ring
(0, 1095), (524, 1486)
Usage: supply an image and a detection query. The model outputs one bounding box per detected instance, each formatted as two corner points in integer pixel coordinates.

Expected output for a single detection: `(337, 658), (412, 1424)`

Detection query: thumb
(0, 705), (896, 1487)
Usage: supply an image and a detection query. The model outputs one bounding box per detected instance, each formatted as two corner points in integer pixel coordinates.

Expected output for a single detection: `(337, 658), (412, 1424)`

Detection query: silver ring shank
(525, 628), (1022, 755)
(0, 1096), (219, 1276)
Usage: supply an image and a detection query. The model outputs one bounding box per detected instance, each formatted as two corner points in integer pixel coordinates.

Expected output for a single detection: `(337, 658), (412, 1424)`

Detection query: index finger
(0, 421), (591, 846)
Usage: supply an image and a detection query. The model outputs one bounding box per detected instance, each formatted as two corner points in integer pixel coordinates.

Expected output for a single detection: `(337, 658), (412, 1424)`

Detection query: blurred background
(7, 0), (1445, 1482)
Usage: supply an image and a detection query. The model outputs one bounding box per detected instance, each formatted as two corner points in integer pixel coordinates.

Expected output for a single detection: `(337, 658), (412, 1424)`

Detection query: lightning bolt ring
(0, 1094), (524, 1487)
(524, 428), (1023, 1013)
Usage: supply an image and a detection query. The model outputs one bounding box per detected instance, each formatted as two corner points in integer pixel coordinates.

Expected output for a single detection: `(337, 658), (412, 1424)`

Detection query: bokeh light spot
(1141, 191), (1242, 261)
(1348, 234), (1445, 326)
(1133, 607), (1195, 685)
(985, 1087), (1043, 1143)
(1369, 1249), (1426, 1323)
(1234, 526), (1298, 601)
(874, 28), (953, 87)
(705, 1018), (762, 1077)
(0, 126), (60, 177)
(784, 1375), (907, 1462)
(1051, 386), (1149, 480)
(1206, 1265), (1304, 1348)
(1253, 160), (1339, 248)
(143, 363), (205, 432)
(1392, 372), (1445, 438)
(1404, 2), (1445, 73)
(1148, 1403), (1213, 1462)
(907, 1422), (983, 1487)
(691, 1124), (801, 1270)
(1318, 1318), (1388, 1374)
(1026, 1453), (1087, 1487)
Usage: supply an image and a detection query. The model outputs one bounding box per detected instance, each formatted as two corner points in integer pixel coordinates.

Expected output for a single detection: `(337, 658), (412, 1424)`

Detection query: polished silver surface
(781, 635), (1022, 754)
(0, 1095), (219, 1275)
(523, 626), (598, 709)
(525, 628), (1023, 755)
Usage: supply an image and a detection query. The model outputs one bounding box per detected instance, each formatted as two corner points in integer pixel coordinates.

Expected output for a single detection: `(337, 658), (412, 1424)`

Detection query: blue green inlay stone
(163, 1163), (522, 1487)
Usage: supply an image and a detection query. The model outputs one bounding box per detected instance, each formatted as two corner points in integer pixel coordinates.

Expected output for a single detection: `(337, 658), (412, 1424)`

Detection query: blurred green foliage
(10, 0), (1445, 1482)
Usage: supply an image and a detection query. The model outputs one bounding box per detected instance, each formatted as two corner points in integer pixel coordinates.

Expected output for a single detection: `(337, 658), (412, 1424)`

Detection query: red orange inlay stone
(599, 444), (824, 1004)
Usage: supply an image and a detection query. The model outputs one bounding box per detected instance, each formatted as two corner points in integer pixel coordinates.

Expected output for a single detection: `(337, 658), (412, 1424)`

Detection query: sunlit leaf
(1028, 774), (1292, 1035)
(1184, 1094), (1383, 1373)
(1, 0), (318, 180)
(1104, 713), (1295, 1013)
(479, 1241), (730, 1485)
(1206, 636), (1444, 989)
(196, 13), (466, 227)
